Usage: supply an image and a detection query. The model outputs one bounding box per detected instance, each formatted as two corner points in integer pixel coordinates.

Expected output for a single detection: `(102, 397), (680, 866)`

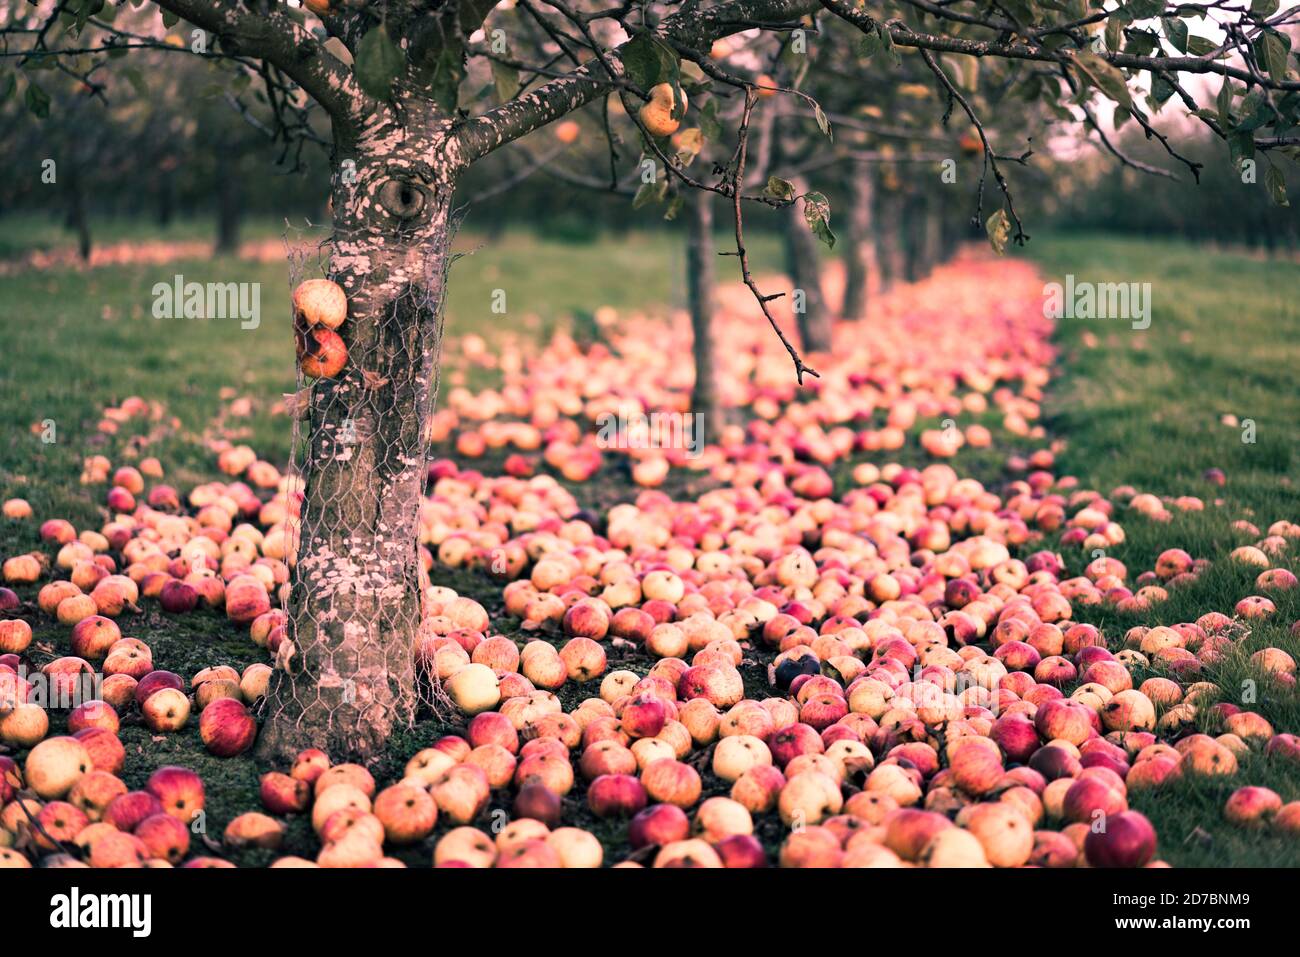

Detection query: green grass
(0, 225), (780, 525)
(1, 224), (1299, 867)
(1024, 233), (1300, 865)
(0, 213), (291, 260)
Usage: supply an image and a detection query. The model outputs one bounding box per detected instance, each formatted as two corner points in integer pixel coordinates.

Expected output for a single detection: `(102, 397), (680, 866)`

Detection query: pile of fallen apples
(1, 257), (1298, 868)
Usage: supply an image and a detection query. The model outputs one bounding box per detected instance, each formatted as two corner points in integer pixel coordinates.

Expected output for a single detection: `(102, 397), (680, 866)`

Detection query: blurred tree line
(1023, 129), (1297, 251)
(1, 39), (1292, 257)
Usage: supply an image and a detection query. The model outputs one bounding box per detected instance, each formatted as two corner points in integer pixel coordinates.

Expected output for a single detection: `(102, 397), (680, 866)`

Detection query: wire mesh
(261, 217), (460, 758)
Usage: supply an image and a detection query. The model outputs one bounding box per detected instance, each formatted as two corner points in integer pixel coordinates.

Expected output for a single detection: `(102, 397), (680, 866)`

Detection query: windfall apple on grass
(2, 260), (1299, 867)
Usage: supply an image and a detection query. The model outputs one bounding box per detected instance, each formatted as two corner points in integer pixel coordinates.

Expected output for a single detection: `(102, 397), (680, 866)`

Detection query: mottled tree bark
(783, 177), (832, 353)
(841, 161), (877, 320)
(687, 190), (724, 440)
(256, 101), (455, 764)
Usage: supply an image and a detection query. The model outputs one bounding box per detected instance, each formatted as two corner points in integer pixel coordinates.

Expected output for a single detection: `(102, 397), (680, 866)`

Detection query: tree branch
(148, 0), (362, 120)
(454, 0), (822, 163)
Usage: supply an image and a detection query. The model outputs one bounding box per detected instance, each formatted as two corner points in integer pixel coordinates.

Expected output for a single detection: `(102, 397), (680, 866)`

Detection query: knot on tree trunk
(378, 178), (429, 221)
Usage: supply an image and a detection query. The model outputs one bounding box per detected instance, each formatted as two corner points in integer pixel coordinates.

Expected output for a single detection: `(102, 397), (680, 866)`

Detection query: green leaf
(1260, 31), (1290, 86)
(123, 66), (147, 97)
(1250, 0), (1280, 17)
(663, 194), (684, 221)
(1105, 14), (1126, 52)
(1124, 30), (1158, 57)
(764, 176), (797, 201)
(161, 9), (178, 27)
(428, 48), (465, 113)
(25, 80), (50, 118)
(802, 191), (835, 249)
(632, 176), (666, 209)
(698, 98), (722, 140)
(1265, 163), (1289, 207)
(620, 32), (677, 91)
(1185, 35), (1217, 56)
(1228, 132), (1255, 168)
(1073, 51), (1133, 109)
(354, 23), (405, 101)
(860, 23), (900, 66)
(1123, 0), (1164, 19)
(1162, 16), (1188, 53)
(985, 208), (1011, 256)
(1000, 0), (1040, 27)
(1150, 73), (1176, 104)
(491, 60), (519, 104)
(1235, 88), (1270, 132)
(1216, 77), (1234, 125)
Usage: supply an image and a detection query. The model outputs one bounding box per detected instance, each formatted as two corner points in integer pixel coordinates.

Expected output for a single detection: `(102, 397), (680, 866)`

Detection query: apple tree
(3, 0), (1296, 762)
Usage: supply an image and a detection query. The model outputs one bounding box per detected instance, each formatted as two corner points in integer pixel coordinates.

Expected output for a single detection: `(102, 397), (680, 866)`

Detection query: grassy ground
(1, 224), (1298, 866)
(1028, 234), (1300, 865)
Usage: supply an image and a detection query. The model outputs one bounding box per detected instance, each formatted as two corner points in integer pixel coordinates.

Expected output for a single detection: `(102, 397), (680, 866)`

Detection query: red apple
(104, 791), (165, 832)
(1084, 810), (1156, 867)
(990, 713), (1041, 764)
(134, 670), (184, 708)
(199, 698), (257, 757)
(620, 694), (668, 739)
(587, 774), (648, 818)
(1062, 774), (1128, 824)
(1034, 699), (1095, 746)
(260, 772), (311, 815)
(135, 812), (191, 864)
(73, 727), (125, 774)
(140, 687), (190, 733)
(769, 723), (825, 768)
(628, 803), (690, 849)
(146, 766), (205, 823)
(714, 833), (768, 868)
(69, 616), (121, 661)
(513, 783), (563, 827)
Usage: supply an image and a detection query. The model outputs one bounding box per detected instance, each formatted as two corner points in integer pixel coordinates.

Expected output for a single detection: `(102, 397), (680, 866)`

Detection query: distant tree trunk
(903, 194), (926, 282)
(875, 187), (905, 293)
(783, 177), (832, 352)
(157, 176), (175, 228)
(687, 190), (724, 440)
(216, 165), (241, 255)
(67, 170), (91, 262)
(922, 194), (944, 275)
(841, 161), (877, 319)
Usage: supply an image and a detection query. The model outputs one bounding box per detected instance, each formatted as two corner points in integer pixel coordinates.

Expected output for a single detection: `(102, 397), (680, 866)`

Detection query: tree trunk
(841, 161), (876, 320)
(782, 177), (832, 353)
(216, 166), (241, 255)
(922, 195), (943, 276)
(903, 194), (925, 282)
(687, 190), (724, 440)
(157, 175), (175, 228)
(875, 189), (905, 293)
(67, 170), (91, 263)
(256, 103), (455, 764)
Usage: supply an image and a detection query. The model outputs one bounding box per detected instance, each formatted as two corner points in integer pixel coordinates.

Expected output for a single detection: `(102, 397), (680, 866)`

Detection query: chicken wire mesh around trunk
(259, 220), (459, 761)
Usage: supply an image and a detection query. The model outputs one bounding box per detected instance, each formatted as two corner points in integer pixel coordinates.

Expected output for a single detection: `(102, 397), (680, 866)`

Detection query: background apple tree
(1, 0), (1296, 763)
